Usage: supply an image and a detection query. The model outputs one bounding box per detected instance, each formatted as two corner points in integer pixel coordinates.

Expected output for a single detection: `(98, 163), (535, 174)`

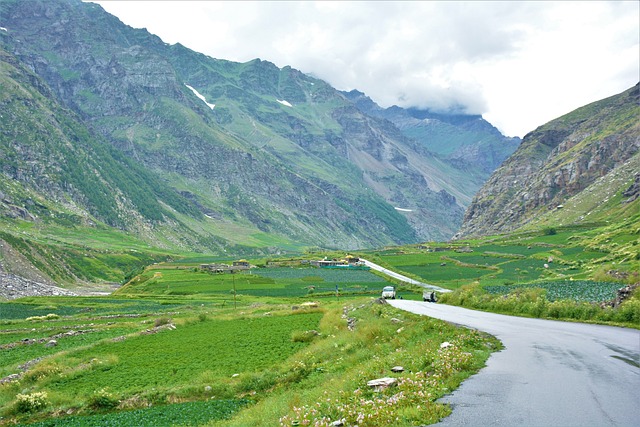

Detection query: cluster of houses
(200, 255), (370, 274)
(199, 260), (251, 274)
(309, 255), (369, 270)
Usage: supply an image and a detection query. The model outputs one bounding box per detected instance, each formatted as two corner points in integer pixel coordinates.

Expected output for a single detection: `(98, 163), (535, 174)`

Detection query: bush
(23, 362), (62, 383)
(15, 392), (49, 413)
(291, 330), (319, 343)
(613, 299), (640, 323)
(26, 313), (60, 321)
(154, 317), (172, 327)
(88, 388), (120, 410)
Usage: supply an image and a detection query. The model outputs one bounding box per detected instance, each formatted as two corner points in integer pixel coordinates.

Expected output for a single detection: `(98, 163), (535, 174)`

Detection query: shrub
(88, 388), (120, 410)
(26, 313), (60, 321)
(23, 362), (62, 383)
(15, 392), (49, 413)
(291, 330), (319, 343)
(613, 299), (640, 323)
(154, 317), (171, 327)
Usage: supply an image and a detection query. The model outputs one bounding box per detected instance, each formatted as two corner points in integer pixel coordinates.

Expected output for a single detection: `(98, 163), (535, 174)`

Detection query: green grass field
(117, 266), (391, 298)
(0, 293), (499, 426)
(366, 227), (628, 290)
(36, 312), (323, 398)
(1, 220), (637, 426)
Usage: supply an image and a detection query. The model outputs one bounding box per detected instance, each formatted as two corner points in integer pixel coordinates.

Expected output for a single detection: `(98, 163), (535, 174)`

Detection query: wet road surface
(361, 259), (451, 293)
(389, 300), (640, 427)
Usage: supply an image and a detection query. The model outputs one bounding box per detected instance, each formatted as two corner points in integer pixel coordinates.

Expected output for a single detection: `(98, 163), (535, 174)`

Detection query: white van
(381, 286), (396, 299)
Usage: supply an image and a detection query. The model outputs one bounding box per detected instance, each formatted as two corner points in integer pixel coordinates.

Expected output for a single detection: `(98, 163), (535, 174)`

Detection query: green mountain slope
(0, 46), (204, 227)
(0, 0), (488, 252)
(458, 83), (640, 238)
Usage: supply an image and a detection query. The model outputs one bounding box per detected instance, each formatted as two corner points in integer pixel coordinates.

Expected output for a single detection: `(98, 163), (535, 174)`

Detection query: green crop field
(368, 235), (633, 292)
(36, 312), (323, 398)
(484, 281), (623, 302)
(0, 297), (185, 320)
(25, 399), (250, 427)
(0, 294), (332, 426)
(117, 266), (392, 298)
(0, 290), (500, 426)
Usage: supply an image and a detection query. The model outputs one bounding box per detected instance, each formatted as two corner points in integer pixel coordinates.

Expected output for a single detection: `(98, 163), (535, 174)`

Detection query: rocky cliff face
(457, 84), (640, 237)
(343, 90), (521, 206)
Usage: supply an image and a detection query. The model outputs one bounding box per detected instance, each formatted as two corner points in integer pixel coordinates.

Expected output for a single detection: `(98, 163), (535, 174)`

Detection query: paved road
(361, 259), (451, 293)
(389, 300), (640, 427)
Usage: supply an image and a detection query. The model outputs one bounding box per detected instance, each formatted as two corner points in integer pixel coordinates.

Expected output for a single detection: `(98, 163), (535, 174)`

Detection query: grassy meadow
(363, 224), (639, 325)
(1, 220), (638, 426)
(116, 265), (390, 299)
(0, 287), (499, 426)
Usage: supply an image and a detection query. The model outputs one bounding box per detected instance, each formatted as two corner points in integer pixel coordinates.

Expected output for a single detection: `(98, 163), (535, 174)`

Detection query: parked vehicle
(381, 286), (396, 299)
(423, 291), (438, 302)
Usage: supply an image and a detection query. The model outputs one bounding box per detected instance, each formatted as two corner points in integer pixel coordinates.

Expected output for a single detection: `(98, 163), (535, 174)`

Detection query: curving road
(361, 259), (451, 293)
(389, 300), (640, 427)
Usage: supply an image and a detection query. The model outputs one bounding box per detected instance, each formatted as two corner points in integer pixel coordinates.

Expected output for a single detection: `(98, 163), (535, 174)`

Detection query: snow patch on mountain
(185, 84), (215, 109)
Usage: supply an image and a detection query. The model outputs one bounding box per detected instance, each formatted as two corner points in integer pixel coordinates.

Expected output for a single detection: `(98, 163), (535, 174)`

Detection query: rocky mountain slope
(343, 90), (521, 206)
(457, 83), (640, 238)
(0, 0), (518, 259)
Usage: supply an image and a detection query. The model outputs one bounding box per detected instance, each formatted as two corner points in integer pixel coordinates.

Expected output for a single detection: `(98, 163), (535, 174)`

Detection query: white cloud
(93, 1), (639, 137)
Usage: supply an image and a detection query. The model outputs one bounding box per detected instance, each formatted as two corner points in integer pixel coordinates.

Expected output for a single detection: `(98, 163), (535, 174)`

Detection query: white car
(381, 286), (396, 299)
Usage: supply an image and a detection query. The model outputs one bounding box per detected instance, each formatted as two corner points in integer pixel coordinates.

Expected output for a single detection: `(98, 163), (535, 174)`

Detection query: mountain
(0, 0), (516, 254)
(0, 0), (524, 290)
(457, 83), (640, 238)
(342, 90), (521, 206)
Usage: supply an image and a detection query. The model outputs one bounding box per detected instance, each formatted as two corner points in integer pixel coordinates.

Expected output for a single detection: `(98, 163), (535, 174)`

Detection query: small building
(310, 259), (347, 268)
(345, 255), (360, 264)
(233, 260), (250, 268)
(200, 260), (250, 274)
(200, 263), (231, 273)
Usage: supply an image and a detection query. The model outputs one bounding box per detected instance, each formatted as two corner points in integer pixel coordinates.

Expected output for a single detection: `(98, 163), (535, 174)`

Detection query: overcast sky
(92, 1), (638, 138)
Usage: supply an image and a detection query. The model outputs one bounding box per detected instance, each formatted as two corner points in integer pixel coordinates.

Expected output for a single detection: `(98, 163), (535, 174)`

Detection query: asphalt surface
(389, 300), (640, 427)
(361, 259), (451, 293)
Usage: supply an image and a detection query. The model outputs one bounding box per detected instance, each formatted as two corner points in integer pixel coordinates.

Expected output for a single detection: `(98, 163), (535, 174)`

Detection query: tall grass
(439, 282), (640, 326)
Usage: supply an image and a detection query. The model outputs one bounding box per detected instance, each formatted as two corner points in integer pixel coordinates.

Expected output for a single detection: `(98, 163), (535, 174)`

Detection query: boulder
(367, 377), (398, 391)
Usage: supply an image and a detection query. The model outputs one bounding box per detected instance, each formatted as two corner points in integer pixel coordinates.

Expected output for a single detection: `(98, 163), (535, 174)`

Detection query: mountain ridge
(457, 83), (640, 238)
(0, 0), (518, 255)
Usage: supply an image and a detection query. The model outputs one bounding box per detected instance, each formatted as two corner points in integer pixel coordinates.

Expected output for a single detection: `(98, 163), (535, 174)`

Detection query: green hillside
(0, 0), (486, 265)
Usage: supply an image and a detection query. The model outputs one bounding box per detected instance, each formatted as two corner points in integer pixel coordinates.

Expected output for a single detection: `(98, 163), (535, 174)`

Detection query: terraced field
(0, 288), (499, 426)
(369, 231), (613, 291)
(117, 266), (391, 298)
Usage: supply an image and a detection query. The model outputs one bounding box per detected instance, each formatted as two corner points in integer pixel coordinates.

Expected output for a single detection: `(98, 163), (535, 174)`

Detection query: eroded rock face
(0, 271), (76, 300)
(457, 84), (640, 238)
(622, 173), (640, 203)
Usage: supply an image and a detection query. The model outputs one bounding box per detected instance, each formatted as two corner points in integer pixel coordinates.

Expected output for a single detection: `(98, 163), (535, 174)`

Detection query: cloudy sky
(92, 1), (638, 137)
